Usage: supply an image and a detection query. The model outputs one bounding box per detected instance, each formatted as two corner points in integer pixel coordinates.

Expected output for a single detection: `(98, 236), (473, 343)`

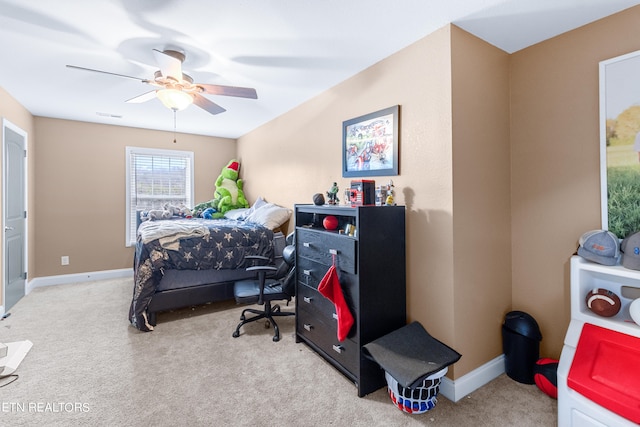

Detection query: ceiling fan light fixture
(68, 49), (256, 116)
(157, 88), (193, 111)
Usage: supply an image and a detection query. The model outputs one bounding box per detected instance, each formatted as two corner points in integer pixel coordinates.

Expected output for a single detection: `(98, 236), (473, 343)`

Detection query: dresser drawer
(297, 305), (359, 375)
(297, 259), (360, 319)
(296, 258), (359, 308)
(298, 282), (360, 341)
(297, 282), (336, 318)
(297, 229), (356, 274)
(297, 257), (328, 290)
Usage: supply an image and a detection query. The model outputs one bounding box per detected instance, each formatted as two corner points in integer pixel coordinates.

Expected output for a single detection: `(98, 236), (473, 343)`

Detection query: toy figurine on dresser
(327, 182), (340, 205)
(386, 180), (397, 206)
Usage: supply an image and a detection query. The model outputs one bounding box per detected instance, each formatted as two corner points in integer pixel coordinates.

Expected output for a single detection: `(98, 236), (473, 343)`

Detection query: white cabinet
(569, 256), (640, 337)
(557, 256), (640, 427)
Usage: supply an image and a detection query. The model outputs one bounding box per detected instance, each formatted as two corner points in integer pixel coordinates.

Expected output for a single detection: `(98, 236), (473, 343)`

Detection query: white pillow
(244, 196), (267, 218)
(244, 203), (292, 230)
(224, 208), (249, 220)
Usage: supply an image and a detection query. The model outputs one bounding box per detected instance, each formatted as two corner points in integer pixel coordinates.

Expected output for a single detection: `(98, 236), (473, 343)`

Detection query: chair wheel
(264, 320), (271, 329)
(240, 315), (246, 321)
(273, 335), (280, 342)
(232, 331), (240, 338)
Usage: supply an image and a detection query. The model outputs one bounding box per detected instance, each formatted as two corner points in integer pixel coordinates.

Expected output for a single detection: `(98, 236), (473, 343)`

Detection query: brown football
(585, 288), (621, 317)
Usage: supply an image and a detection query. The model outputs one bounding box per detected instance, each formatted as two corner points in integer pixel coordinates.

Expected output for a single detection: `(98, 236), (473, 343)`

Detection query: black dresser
(294, 204), (406, 396)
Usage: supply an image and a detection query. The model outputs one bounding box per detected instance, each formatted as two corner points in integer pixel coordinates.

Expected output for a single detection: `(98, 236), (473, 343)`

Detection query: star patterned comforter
(129, 218), (275, 331)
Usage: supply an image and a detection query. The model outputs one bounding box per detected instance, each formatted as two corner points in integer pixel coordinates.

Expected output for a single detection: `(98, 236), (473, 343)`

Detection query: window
(125, 147), (194, 246)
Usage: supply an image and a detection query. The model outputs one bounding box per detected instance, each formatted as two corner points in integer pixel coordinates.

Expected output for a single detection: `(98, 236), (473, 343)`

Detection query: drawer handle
(303, 242), (311, 248)
(303, 296), (313, 304)
(332, 312), (338, 320)
(332, 345), (344, 354)
(303, 269), (311, 276)
(329, 249), (338, 255)
(303, 323), (313, 332)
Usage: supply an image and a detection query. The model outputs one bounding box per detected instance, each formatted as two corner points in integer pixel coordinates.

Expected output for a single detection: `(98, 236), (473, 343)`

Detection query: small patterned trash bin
(385, 367), (448, 414)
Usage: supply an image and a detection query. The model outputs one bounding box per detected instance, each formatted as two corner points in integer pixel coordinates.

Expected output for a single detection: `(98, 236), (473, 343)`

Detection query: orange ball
(323, 215), (338, 230)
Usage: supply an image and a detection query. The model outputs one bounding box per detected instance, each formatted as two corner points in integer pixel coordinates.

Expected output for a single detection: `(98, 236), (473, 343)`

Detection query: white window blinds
(125, 147), (194, 246)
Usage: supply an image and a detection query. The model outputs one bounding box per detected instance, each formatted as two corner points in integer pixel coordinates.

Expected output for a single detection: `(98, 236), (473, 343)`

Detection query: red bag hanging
(318, 257), (354, 341)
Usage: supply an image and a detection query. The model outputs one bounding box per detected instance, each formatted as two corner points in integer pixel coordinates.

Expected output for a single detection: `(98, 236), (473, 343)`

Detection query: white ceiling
(1, 0), (638, 139)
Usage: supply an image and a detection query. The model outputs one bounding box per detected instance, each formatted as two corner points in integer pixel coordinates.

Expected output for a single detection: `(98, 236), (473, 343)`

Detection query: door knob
(4, 226), (14, 231)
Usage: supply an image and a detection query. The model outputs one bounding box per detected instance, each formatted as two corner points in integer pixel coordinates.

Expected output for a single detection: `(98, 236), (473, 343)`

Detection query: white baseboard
(439, 354), (505, 402)
(26, 268), (133, 294)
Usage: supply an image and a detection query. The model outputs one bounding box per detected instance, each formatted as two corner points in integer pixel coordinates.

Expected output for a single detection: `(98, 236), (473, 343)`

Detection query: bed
(128, 200), (291, 332)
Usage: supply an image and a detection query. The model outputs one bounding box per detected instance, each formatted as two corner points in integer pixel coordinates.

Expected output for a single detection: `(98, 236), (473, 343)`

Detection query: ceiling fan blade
(152, 49), (183, 82)
(126, 91), (157, 104)
(66, 65), (148, 82)
(197, 84), (258, 99)
(193, 94), (226, 115)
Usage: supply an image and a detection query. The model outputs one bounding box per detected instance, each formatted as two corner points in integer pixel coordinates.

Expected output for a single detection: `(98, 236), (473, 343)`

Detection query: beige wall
(238, 26), (511, 378)
(0, 87), (36, 307)
(451, 28), (512, 375)
(240, 5), (640, 375)
(32, 118), (236, 277)
(238, 27), (457, 351)
(510, 6), (640, 358)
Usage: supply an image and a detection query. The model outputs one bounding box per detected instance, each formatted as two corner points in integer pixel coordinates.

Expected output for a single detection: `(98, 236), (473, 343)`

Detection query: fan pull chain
(173, 109), (177, 143)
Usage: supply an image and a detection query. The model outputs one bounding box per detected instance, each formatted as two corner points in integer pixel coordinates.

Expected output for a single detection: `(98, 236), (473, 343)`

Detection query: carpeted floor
(0, 278), (557, 426)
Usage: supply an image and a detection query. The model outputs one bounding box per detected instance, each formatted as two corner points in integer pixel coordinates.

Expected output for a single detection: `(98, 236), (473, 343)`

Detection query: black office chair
(232, 234), (296, 342)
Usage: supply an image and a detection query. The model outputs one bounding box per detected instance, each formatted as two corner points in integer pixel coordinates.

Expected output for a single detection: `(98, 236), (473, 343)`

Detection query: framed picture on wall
(600, 50), (640, 238)
(342, 105), (399, 177)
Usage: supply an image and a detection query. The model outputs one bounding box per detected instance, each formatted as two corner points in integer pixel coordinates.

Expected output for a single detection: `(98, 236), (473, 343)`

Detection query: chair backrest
(280, 245), (296, 296)
(271, 232), (296, 297)
(271, 232), (288, 277)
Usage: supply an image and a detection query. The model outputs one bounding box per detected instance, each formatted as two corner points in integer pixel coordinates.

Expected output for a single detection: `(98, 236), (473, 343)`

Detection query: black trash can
(502, 311), (542, 384)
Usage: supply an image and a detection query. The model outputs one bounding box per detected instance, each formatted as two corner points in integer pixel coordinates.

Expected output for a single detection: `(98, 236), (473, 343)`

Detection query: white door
(3, 120), (27, 311)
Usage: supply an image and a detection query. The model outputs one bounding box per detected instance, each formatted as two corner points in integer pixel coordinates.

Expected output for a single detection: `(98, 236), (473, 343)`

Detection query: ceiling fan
(66, 49), (257, 115)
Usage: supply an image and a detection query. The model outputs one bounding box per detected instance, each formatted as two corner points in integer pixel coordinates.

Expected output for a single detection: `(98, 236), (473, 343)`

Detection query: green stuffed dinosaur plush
(194, 159), (249, 219)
